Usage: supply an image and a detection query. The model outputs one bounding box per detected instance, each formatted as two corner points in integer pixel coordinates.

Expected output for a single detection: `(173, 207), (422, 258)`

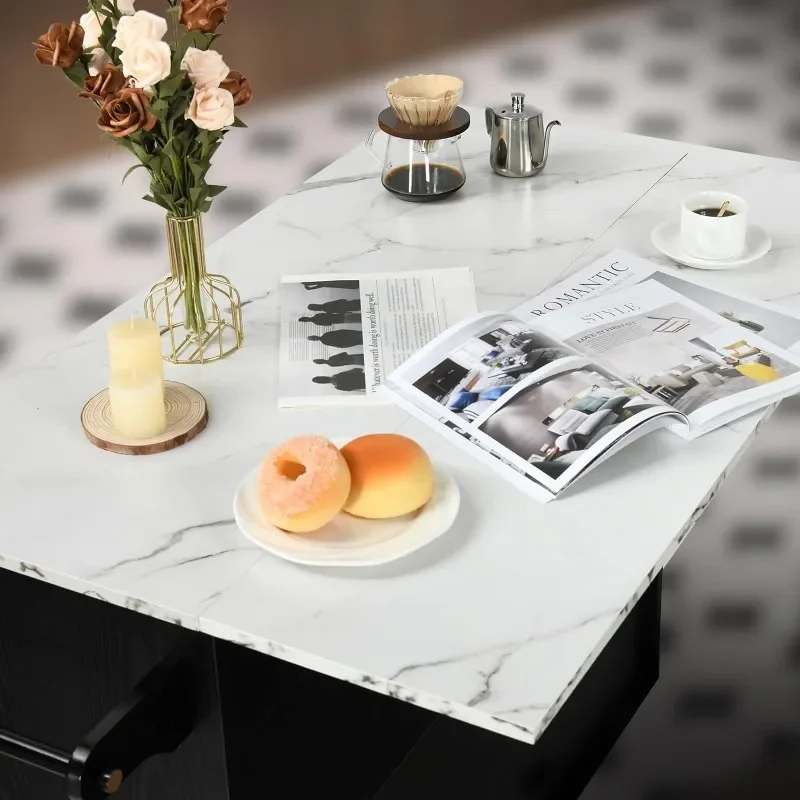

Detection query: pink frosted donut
(257, 435), (351, 533)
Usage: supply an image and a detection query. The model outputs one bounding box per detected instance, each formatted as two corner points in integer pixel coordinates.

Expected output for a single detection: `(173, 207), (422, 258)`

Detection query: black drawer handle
(0, 649), (196, 799)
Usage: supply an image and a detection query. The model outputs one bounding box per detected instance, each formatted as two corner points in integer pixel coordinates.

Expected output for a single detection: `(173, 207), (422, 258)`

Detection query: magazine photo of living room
(649, 272), (800, 350)
(411, 320), (573, 422)
(475, 366), (661, 479)
(577, 304), (800, 416)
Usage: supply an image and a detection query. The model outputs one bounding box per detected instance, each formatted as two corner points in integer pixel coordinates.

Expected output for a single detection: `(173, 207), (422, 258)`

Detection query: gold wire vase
(144, 214), (243, 364)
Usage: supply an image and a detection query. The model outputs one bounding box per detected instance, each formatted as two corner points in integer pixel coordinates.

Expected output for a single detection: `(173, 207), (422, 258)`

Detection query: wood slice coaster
(81, 381), (208, 456)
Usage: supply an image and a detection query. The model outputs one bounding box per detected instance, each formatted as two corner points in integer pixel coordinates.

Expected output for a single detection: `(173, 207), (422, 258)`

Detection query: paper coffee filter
(386, 74), (463, 127)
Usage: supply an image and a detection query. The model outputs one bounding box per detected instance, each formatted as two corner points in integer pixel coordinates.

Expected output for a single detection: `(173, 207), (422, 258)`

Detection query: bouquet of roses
(33, 0), (252, 218)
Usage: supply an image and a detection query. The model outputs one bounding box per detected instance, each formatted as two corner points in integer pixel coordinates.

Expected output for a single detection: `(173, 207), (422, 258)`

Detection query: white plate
(651, 219), (771, 270)
(233, 463), (460, 567)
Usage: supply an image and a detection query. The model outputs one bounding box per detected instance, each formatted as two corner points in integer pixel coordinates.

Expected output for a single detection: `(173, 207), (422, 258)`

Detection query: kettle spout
(538, 119), (561, 168)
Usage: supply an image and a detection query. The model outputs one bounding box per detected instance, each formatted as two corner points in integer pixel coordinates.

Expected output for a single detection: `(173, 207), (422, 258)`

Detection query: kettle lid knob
(511, 93), (525, 113)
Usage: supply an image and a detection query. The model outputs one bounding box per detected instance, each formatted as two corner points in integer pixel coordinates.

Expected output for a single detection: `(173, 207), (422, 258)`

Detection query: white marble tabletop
(0, 109), (797, 745)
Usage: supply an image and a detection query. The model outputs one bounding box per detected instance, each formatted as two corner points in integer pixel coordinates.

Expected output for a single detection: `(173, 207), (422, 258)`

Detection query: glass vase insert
(145, 214), (243, 364)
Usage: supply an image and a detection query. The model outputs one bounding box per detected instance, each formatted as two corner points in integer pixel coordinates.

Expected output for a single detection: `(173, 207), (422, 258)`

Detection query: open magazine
(278, 268), (477, 406)
(385, 253), (800, 502)
(514, 249), (800, 354)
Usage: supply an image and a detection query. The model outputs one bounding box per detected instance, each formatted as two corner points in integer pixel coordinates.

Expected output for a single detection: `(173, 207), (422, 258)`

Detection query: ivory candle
(108, 318), (163, 379)
(108, 370), (167, 439)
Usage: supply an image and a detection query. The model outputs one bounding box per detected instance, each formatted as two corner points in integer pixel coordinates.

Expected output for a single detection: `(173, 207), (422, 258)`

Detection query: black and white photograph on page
(279, 280), (366, 404)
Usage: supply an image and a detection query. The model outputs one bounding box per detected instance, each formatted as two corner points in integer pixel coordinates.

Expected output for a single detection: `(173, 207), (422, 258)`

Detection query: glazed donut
(341, 434), (435, 519)
(257, 435), (351, 533)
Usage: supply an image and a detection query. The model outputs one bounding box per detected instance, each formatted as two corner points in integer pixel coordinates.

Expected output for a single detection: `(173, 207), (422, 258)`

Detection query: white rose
(79, 1), (136, 49)
(120, 39), (172, 89)
(79, 11), (106, 49)
(114, 10), (168, 52)
(88, 47), (112, 76)
(181, 47), (230, 90)
(187, 87), (235, 130)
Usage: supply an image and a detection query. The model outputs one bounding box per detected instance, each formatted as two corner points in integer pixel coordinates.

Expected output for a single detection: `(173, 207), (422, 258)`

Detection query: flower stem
(167, 214), (207, 336)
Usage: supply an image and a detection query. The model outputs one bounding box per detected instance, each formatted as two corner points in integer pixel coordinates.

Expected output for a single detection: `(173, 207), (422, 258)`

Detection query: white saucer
(233, 463), (460, 567)
(651, 219), (771, 270)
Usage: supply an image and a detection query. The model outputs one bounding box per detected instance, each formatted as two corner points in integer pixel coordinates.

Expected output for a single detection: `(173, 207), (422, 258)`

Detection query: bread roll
(341, 434), (434, 519)
(258, 435), (351, 533)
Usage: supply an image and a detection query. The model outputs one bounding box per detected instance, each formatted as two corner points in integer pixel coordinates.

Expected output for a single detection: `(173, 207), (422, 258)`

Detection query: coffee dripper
(365, 107), (471, 202)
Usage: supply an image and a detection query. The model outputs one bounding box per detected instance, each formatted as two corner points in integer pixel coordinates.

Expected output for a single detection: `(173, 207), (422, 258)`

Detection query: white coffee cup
(680, 191), (748, 260)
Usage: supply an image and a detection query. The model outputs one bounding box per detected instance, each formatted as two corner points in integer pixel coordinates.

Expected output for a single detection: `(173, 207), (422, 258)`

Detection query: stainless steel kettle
(485, 93), (560, 178)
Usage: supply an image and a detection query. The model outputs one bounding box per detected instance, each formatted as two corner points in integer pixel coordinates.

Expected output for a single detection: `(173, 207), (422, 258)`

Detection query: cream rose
(88, 47), (112, 76)
(79, 0), (137, 49)
(120, 38), (172, 89)
(181, 47), (230, 90)
(114, 10), (167, 52)
(79, 11), (105, 49)
(186, 87), (235, 130)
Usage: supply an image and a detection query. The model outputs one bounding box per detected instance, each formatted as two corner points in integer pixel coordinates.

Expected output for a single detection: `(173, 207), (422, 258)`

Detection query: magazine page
(386, 313), (679, 495)
(278, 268), (477, 406)
(537, 280), (800, 436)
(513, 249), (800, 354)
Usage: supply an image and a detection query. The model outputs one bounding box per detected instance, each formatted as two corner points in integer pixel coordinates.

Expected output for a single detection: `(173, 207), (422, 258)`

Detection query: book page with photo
(387, 312), (681, 496)
(278, 269), (477, 407)
(538, 281), (800, 436)
(514, 250), (800, 355)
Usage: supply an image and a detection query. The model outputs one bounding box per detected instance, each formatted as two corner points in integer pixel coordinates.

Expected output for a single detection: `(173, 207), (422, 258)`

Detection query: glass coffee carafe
(365, 107), (470, 202)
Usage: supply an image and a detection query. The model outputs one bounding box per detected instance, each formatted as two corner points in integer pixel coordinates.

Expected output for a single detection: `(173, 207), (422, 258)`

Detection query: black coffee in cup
(693, 207), (736, 218)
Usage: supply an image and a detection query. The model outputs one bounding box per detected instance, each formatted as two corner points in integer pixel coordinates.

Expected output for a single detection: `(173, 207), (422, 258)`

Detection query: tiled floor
(3, 0), (800, 796)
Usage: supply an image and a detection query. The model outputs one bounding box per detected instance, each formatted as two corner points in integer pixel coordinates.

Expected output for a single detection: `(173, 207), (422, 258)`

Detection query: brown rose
(179, 0), (229, 33)
(220, 71), (252, 107)
(33, 22), (85, 68)
(79, 65), (127, 103)
(97, 88), (158, 139)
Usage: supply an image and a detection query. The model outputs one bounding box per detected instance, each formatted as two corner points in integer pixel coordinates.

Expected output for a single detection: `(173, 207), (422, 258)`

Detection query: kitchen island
(1, 111), (798, 798)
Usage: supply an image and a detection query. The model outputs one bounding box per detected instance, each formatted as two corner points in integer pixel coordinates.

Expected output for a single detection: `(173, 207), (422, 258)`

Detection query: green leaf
(174, 31), (212, 65)
(200, 200), (213, 213)
(113, 137), (136, 153)
(122, 163), (147, 184)
(63, 62), (88, 90)
(98, 17), (117, 52)
(130, 142), (150, 163)
(161, 138), (176, 159)
(189, 187), (207, 205)
(156, 71), (187, 99)
(188, 159), (207, 181)
(231, 116), (248, 129)
(153, 188), (177, 212)
(143, 194), (171, 211)
(206, 185), (227, 198)
(167, 94), (192, 124)
(150, 99), (170, 120)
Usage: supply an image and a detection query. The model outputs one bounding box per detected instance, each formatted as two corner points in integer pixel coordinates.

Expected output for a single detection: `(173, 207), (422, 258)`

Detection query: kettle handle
(364, 128), (384, 166)
(485, 107), (494, 135)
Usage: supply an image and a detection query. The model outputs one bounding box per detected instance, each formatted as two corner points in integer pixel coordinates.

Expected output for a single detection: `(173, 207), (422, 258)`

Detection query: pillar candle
(108, 318), (163, 379)
(109, 370), (167, 439)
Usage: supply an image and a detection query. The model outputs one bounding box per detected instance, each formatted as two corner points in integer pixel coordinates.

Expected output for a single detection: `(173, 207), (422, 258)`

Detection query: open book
(385, 252), (800, 502)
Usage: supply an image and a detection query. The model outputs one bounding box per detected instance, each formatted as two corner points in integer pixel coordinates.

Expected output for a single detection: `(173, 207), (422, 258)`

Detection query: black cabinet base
(0, 571), (229, 800)
(0, 570), (661, 800)
(216, 574), (662, 800)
